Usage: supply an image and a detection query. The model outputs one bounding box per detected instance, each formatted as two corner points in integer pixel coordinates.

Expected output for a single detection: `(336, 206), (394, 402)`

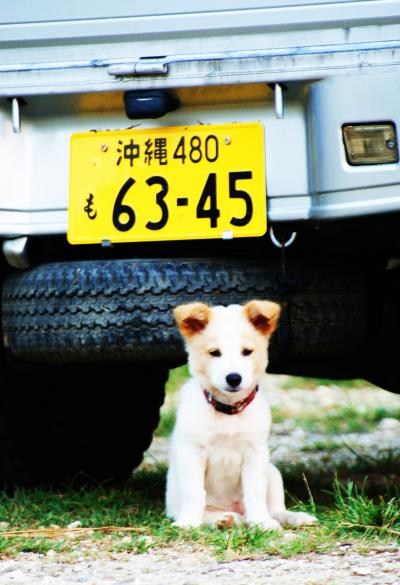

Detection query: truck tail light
(342, 123), (398, 165)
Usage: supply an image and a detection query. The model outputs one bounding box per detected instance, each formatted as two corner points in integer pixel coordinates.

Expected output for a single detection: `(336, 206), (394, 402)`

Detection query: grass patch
(272, 403), (400, 435)
(187, 523), (334, 559)
(330, 479), (400, 539)
(155, 407), (176, 437)
(0, 468), (398, 560)
(0, 536), (70, 556)
(281, 377), (375, 390)
(166, 365), (189, 394)
(156, 365), (189, 437)
(300, 438), (344, 452)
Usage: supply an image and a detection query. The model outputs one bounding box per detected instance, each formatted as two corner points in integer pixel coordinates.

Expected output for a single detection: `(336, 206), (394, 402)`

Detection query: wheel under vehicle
(2, 256), (369, 370)
(0, 363), (167, 489)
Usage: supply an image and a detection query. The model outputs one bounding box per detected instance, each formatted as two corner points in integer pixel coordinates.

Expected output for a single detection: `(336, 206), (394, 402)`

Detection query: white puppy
(166, 300), (317, 530)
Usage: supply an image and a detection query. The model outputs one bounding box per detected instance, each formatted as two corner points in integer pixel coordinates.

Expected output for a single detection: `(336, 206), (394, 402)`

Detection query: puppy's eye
(242, 348), (253, 356)
(209, 349), (221, 357)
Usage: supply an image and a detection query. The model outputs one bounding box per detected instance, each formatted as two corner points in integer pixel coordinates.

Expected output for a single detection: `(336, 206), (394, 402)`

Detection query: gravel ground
(0, 546), (399, 585)
(1, 376), (399, 585)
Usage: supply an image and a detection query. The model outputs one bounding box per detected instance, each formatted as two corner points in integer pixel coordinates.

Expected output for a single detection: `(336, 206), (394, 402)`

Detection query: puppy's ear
(244, 300), (281, 336)
(173, 302), (211, 340)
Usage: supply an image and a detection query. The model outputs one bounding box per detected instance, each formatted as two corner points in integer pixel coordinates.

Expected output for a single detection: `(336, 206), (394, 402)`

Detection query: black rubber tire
(2, 258), (282, 364)
(365, 266), (400, 393)
(0, 363), (167, 489)
(2, 257), (368, 370)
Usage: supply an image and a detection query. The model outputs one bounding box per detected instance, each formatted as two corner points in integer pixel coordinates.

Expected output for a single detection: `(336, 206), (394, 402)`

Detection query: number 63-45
(112, 171), (255, 232)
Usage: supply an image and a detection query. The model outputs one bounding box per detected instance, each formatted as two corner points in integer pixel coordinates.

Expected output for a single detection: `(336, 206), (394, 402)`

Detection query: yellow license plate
(68, 122), (266, 245)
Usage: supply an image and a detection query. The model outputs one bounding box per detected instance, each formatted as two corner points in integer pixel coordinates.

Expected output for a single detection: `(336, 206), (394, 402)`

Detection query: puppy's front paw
(273, 511), (318, 527)
(172, 517), (202, 529)
(249, 517), (282, 531)
(293, 512), (318, 526)
(261, 518), (282, 531)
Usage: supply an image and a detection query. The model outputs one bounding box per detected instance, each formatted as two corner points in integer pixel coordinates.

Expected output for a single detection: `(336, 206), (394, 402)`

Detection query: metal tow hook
(12, 98), (21, 133)
(269, 227), (297, 279)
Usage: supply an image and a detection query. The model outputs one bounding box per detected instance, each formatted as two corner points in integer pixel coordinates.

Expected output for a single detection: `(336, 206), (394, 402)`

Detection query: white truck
(0, 0), (399, 487)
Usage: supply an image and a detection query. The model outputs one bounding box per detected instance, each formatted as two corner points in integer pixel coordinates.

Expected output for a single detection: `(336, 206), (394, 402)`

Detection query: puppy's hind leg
(267, 463), (318, 527)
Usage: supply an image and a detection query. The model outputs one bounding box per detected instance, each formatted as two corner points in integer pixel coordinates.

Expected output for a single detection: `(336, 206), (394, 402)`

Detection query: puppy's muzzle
(225, 372), (242, 391)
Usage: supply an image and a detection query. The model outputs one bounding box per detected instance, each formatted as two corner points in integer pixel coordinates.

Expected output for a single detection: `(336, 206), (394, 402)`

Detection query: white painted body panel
(0, 1), (399, 235)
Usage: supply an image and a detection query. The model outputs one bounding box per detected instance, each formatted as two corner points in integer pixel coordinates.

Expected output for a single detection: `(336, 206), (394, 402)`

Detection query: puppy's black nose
(226, 372), (242, 388)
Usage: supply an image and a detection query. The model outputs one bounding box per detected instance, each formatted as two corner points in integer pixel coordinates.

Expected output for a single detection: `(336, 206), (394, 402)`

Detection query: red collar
(203, 386), (259, 415)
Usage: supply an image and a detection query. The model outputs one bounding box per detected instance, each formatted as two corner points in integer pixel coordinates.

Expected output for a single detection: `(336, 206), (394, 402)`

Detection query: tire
(0, 363), (167, 489)
(2, 257), (368, 373)
(2, 258), (283, 365)
(366, 266), (400, 393)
